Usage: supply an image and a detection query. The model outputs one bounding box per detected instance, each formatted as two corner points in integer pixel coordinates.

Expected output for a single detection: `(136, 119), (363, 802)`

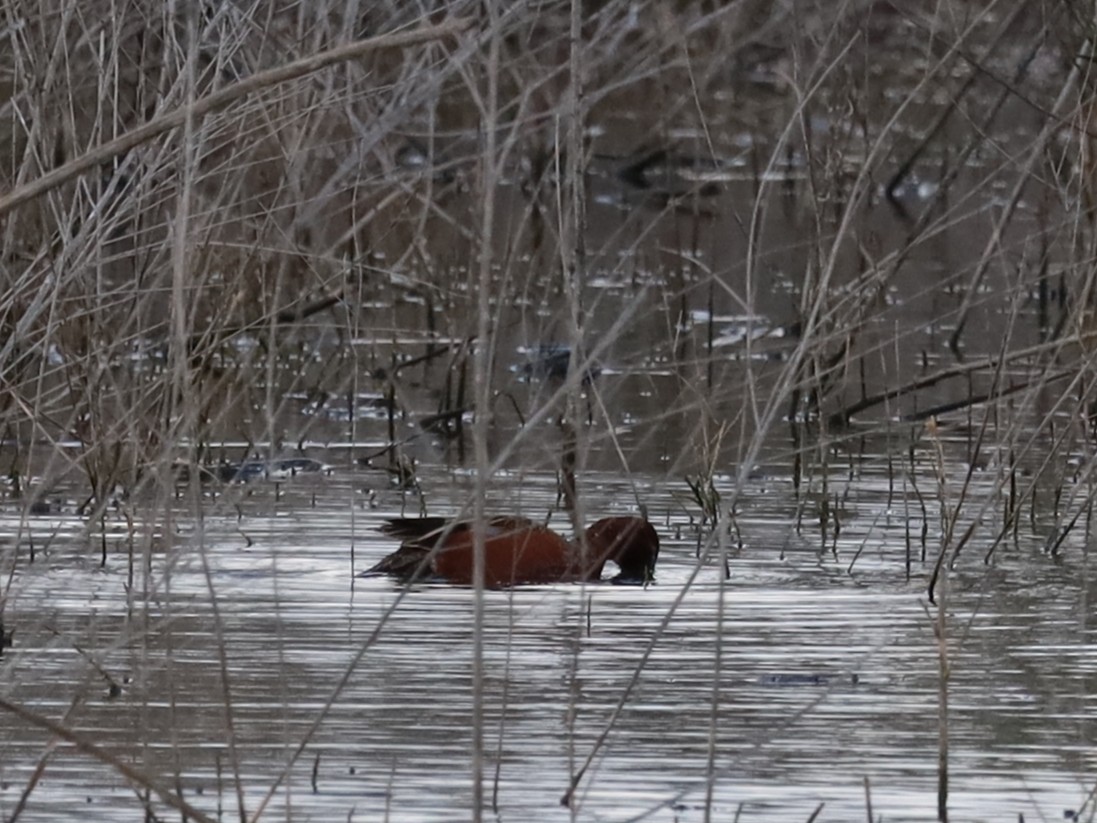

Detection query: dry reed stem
(1, 0), (1092, 818)
(0, 694), (217, 823)
(470, 3), (502, 818)
(0, 18), (473, 218)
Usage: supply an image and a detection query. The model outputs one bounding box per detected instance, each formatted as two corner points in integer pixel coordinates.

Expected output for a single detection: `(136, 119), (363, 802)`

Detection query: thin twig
(0, 18), (474, 218)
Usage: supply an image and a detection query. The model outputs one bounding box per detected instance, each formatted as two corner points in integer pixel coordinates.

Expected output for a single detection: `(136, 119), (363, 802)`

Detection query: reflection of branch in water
(371, 336), (476, 380)
(44, 625), (123, 698)
(0, 693), (215, 823)
(885, 2), (1031, 211)
(557, 416), (579, 535)
(901, 371), (1072, 423)
(828, 332), (1097, 425)
(186, 289), (346, 357)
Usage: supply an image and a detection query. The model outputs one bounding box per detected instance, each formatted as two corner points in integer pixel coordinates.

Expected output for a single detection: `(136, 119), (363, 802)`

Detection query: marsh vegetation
(1, 1), (1095, 820)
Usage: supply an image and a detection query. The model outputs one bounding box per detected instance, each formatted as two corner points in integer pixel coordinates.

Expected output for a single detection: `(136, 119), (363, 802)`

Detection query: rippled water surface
(2, 468), (1093, 822)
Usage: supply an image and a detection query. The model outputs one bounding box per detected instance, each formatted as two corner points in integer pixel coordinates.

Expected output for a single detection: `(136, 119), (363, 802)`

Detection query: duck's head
(583, 516), (660, 584)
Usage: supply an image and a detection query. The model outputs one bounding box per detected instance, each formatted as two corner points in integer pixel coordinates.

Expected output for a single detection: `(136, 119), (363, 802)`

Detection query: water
(0, 5), (1089, 819)
(1, 469), (1093, 822)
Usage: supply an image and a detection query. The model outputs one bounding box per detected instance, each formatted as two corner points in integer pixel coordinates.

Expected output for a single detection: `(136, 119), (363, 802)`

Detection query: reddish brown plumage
(362, 515), (659, 587)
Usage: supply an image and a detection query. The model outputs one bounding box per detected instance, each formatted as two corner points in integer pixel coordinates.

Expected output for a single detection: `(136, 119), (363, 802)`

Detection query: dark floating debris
(230, 458), (332, 482)
(518, 344), (600, 383)
(758, 673), (860, 687)
(176, 457), (333, 483)
(28, 498), (65, 515)
(419, 408), (468, 439)
(614, 147), (724, 197)
(301, 391), (394, 422)
(587, 145), (729, 214)
(0, 622), (12, 656)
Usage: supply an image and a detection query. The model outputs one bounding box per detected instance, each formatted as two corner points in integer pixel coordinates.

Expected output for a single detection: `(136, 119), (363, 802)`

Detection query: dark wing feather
(379, 516), (539, 543)
(359, 545), (434, 582)
(378, 517), (451, 540)
(368, 516), (546, 583)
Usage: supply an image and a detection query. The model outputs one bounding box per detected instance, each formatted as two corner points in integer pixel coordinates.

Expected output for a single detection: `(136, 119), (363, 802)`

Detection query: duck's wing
(359, 545), (433, 581)
(484, 516), (540, 535)
(370, 516), (548, 584)
(378, 516), (451, 540)
(380, 516), (539, 543)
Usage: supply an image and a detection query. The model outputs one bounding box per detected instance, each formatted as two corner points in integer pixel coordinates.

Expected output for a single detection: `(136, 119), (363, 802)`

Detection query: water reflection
(0, 471), (1092, 821)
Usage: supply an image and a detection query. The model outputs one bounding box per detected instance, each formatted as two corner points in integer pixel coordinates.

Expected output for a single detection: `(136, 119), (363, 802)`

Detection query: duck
(360, 515), (659, 587)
